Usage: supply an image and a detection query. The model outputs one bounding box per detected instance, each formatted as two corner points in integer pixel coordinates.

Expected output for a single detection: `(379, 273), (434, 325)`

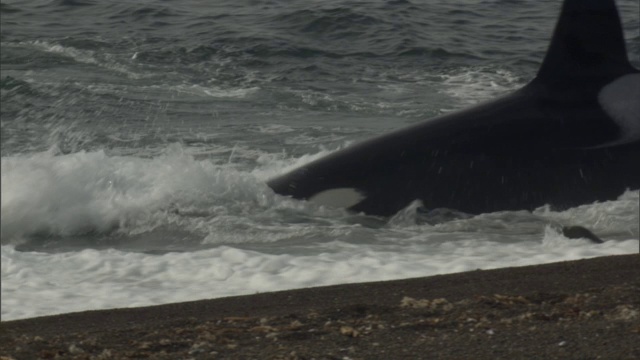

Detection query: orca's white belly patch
(308, 188), (366, 208)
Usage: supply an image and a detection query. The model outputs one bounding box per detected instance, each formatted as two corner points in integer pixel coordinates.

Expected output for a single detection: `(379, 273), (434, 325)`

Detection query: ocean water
(1, 0), (638, 321)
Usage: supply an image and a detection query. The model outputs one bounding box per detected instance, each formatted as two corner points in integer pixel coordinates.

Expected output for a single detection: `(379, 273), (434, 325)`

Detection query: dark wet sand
(1, 254), (639, 359)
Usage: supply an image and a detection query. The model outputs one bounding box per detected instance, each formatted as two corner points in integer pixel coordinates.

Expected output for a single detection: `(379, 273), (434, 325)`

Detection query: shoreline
(2, 253), (639, 359)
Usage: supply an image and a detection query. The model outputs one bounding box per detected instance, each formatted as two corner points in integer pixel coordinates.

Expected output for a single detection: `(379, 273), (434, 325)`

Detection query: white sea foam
(439, 67), (523, 107)
(26, 40), (143, 79)
(30, 40), (98, 65)
(0, 146), (274, 241)
(176, 84), (259, 98)
(2, 233), (637, 321)
(253, 124), (295, 134)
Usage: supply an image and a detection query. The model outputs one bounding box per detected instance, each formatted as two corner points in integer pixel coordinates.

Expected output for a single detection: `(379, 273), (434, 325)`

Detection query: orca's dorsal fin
(536, 0), (635, 83)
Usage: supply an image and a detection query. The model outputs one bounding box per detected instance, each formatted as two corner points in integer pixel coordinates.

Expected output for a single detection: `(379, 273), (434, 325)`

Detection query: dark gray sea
(1, 0), (639, 320)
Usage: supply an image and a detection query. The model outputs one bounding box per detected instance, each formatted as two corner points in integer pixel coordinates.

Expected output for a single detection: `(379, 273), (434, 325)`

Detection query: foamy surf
(2, 227), (637, 321)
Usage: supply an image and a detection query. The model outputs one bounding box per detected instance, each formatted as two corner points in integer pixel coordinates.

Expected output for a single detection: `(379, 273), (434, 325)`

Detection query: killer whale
(267, 0), (640, 216)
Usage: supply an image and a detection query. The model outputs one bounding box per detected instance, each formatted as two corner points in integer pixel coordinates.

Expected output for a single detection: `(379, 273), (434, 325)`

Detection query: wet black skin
(268, 0), (640, 216)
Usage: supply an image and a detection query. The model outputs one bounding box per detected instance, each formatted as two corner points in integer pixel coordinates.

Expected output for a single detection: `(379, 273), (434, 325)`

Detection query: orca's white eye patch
(598, 73), (640, 144)
(308, 188), (366, 208)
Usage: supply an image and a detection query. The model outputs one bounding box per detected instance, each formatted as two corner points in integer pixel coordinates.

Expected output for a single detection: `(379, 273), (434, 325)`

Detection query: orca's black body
(268, 0), (640, 216)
